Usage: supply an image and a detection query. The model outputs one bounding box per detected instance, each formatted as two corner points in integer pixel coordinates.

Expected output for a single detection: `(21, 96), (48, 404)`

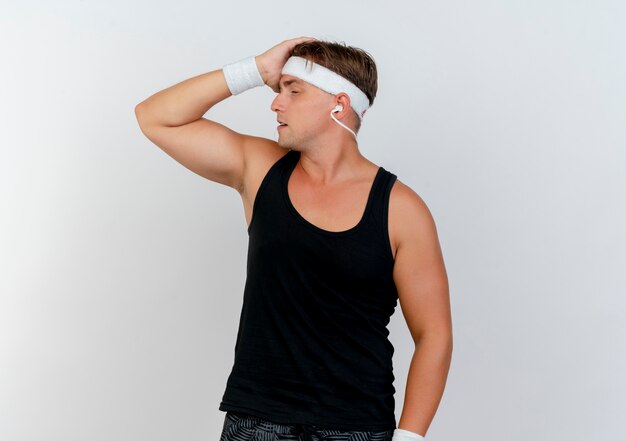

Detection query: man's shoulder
(388, 178), (437, 249)
(389, 178), (428, 213)
(241, 138), (291, 187)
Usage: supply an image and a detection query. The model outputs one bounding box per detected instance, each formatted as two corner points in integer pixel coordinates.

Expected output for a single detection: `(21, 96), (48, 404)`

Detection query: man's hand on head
(256, 36), (317, 93)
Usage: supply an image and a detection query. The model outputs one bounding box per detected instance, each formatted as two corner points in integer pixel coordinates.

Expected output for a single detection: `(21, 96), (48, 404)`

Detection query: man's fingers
(257, 36), (319, 90)
(290, 36), (317, 46)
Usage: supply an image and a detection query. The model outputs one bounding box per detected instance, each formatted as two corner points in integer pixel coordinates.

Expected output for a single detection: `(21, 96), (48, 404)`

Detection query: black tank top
(219, 149), (399, 431)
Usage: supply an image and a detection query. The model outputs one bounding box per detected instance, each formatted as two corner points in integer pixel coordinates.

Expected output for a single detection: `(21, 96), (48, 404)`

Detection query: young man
(135, 36), (452, 441)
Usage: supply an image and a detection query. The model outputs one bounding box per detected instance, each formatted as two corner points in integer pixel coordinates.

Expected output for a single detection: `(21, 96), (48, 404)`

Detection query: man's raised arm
(133, 36), (315, 192)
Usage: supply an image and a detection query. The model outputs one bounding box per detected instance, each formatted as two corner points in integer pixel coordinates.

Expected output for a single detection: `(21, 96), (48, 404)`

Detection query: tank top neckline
(281, 150), (384, 237)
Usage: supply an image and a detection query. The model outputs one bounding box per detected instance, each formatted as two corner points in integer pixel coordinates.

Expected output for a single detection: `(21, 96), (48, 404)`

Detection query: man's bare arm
(134, 68), (252, 192)
(391, 181), (453, 437)
(133, 36), (316, 192)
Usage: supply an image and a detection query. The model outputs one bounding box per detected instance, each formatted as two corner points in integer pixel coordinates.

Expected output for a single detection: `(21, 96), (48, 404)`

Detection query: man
(135, 36), (452, 441)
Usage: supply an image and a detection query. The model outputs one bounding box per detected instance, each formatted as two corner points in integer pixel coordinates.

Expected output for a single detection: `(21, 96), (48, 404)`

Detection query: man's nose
(271, 94), (283, 113)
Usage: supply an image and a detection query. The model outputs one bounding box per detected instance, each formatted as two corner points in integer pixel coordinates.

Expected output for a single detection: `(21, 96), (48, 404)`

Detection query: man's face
(271, 75), (334, 150)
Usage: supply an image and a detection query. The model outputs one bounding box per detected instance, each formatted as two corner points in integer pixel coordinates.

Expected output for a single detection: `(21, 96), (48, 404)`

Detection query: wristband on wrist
(222, 56), (265, 95)
(392, 428), (425, 441)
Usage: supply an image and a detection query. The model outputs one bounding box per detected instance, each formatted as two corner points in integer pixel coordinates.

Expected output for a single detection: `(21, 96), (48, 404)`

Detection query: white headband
(280, 56), (370, 120)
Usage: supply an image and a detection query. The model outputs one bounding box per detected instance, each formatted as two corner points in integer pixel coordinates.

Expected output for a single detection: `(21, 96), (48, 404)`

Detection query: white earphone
(329, 103), (357, 141)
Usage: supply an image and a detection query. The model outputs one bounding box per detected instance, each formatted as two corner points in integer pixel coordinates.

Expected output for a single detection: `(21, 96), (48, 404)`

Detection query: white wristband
(392, 428), (425, 441)
(222, 56), (265, 95)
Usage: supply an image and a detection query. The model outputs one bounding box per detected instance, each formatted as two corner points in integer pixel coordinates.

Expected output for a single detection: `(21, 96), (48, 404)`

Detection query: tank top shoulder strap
(367, 166), (397, 227)
(246, 149), (295, 234)
(360, 166), (397, 265)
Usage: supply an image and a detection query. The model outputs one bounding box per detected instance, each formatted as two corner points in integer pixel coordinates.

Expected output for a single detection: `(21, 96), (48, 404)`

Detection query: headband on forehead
(280, 56), (370, 120)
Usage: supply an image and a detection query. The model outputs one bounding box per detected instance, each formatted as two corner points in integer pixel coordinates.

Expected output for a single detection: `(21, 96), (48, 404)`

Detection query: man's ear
(334, 93), (352, 117)
(333, 93), (359, 132)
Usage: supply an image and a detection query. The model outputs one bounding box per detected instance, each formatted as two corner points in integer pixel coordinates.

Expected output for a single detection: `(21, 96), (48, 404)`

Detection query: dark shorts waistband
(220, 411), (395, 441)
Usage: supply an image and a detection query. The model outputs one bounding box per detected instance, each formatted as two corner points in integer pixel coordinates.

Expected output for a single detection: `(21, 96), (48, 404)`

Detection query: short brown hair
(291, 40), (378, 133)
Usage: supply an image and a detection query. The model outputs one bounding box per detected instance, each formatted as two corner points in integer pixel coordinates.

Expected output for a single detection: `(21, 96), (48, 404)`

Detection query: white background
(1, 1), (624, 440)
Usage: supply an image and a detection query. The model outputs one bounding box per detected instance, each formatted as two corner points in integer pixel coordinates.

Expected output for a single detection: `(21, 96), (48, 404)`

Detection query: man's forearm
(397, 335), (453, 437)
(135, 68), (234, 128)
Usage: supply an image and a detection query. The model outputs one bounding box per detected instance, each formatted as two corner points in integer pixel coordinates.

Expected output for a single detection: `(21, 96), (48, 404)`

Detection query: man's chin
(277, 138), (293, 149)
